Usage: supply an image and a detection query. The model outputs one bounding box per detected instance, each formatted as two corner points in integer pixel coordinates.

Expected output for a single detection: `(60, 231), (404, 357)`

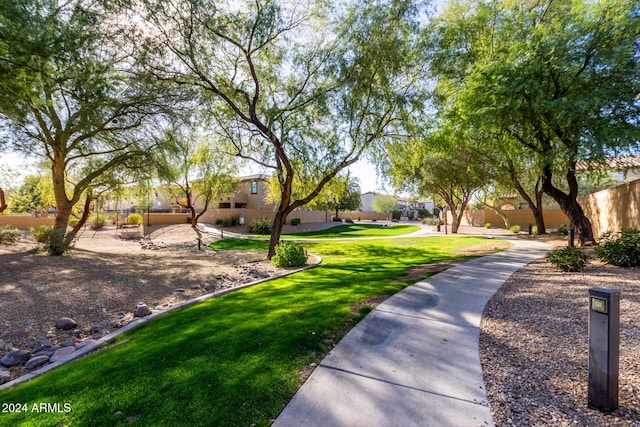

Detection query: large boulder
(133, 303), (152, 318)
(25, 355), (50, 370)
(55, 317), (78, 330)
(1, 350), (31, 367)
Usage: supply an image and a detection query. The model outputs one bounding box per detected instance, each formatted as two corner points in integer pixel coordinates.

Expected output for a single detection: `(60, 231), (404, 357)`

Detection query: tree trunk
(0, 188), (7, 213)
(268, 208), (286, 259)
(542, 167), (594, 245)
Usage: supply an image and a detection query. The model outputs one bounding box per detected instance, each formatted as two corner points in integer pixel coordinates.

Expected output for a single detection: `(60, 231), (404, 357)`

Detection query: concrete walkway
(274, 238), (551, 427)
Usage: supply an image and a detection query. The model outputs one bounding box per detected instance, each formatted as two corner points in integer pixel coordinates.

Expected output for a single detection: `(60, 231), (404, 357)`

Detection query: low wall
(579, 179), (640, 238)
(464, 209), (569, 229)
(0, 216), (55, 229)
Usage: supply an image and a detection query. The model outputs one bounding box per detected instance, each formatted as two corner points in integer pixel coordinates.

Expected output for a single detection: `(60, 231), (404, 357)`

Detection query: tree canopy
(132, 0), (426, 257)
(426, 0), (640, 243)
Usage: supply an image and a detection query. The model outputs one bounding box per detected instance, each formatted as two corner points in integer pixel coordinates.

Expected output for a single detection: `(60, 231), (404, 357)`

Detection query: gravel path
(480, 243), (640, 426)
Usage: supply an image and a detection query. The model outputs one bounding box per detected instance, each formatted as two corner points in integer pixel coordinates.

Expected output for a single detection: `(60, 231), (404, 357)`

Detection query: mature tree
(163, 123), (238, 227)
(135, 0), (425, 257)
(8, 174), (55, 217)
(0, 0), (172, 252)
(428, 0), (640, 244)
(387, 125), (494, 233)
(372, 194), (399, 222)
(327, 175), (362, 220)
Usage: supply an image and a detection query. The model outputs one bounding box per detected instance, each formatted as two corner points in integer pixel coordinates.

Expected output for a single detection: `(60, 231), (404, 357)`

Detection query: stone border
(0, 255), (322, 390)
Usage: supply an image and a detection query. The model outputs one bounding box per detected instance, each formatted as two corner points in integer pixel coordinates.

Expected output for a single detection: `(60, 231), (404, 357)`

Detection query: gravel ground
(480, 240), (640, 426)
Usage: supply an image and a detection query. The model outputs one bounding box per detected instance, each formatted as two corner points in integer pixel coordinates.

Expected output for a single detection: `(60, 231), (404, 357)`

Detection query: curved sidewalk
(274, 238), (551, 427)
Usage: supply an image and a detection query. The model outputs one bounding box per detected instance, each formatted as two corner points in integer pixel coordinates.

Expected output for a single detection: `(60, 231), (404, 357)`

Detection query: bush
(215, 215), (240, 228)
(89, 213), (107, 230)
(249, 217), (272, 235)
(422, 218), (437, 226)
(593, 228), (640, 267)
(509, 225), (521, 234)
(290, 218), (301, 226)
(332, 217), (342, 222)
(43, 228), (72, 255)
(68, 217), (80, 227)
(484, 223), (492, 228)
(0, 226), (21, 243)
(127, 213), (143, 225)
(31, 226), (72, 254)
(547, 247), (588, 272)
(345, 218), (354, 223)
(532, 225), (538, 235)
(30, 225), (52, 243)
(558, 224), (569, 236)
(272, 241), (307, 267)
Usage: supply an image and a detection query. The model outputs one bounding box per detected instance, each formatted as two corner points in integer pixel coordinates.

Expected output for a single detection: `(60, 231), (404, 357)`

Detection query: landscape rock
(25, 355), (50, 370)
(0, 369), (10, 384)
(76, 339), (99, 350)
(133, 303), (152, 318)
(90, 325), (101, 335)
(0, 339), (9, 351)
(50, 346), (76, 363)
(1, 350), (31, 367)
(55, 317), (78, 330)
(62, 338), (76, 347)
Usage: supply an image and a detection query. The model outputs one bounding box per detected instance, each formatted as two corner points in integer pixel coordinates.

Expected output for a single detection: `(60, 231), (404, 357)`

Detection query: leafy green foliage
(532, 225), (538, 235)
(272, 242), (307, 267)
(89, 214), (107, 230)
(127, 214), (143, 225)
(0, 225), (21, 243)
(509, 225), (521, 234)
(215, 215), (240, 228)
(558, 224), (569, 236)
(30, 225), (52, 243)
(249, 218), (272, 235)
(290, 218), (301, 226)
(547, 247), (588, 272)
(485, 223), (492, 228)
(594, 229), (640, 267)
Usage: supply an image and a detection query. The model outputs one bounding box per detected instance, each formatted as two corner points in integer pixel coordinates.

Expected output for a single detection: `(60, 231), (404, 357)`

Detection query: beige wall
(0, 216), (55, 229)
(464, 209), (569, 229)
(579, 179), (640, 238)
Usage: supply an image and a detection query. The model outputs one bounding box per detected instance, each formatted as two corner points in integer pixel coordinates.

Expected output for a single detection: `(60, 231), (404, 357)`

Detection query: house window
(251, 181), (258, 194)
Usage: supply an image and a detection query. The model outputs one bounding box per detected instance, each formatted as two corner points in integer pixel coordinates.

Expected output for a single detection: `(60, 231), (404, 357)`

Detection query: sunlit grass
(0, 236), (501, 426)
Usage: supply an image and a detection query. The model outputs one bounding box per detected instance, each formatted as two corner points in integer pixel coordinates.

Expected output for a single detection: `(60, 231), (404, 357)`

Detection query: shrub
(290, 218), (301, 226)
(594, 228), (640, 267)
(68, 217), (80, 227)
(0, 226), (21, 243)
(89, 213), (107, 230)
(484, 223), (492, 228)
(532, 225), (538, 235)
(30, 225), (52, 243)
(31, 226), (72, 254)
(509, 225), (521, 234)
(216, 215), (240, 228)
(547, 247), (588, 272)
(558, 224), (569, 236)
(272, 241), (307, 267)
(422, 218), (437, 226)
(249, 217), (272, 235)
(332, 217), (342, 222)
(43, 228), (72, 255)
(127, 213), (143, 225)
(345, 218), (354, 223)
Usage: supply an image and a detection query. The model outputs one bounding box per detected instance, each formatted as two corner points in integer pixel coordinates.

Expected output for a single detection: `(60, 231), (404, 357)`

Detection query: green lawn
(269, 223), (420, 239)
(0, 236), (502, 426)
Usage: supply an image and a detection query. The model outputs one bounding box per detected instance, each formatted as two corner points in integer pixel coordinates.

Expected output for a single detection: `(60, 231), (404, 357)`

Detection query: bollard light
(588, 287), (620, 414)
